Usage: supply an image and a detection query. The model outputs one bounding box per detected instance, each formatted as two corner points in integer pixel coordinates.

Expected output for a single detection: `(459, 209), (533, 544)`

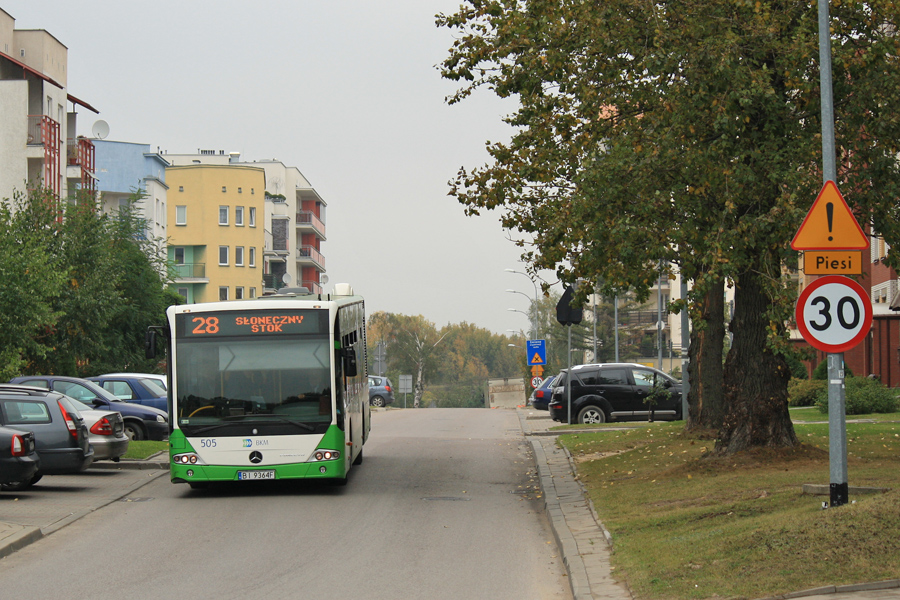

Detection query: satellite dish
(92, 120), (109, 139)
(320, 274), (329, 285)
(282, 272), (293, 285)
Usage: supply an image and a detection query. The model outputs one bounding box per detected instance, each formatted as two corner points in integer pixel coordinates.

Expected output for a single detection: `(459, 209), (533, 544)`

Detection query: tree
(368, 313), (449, 408)
(0, 189), (66, 380)
(438, 1), (900, 453)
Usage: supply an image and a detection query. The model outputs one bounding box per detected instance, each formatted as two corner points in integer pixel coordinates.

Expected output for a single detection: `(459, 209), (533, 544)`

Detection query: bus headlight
(308, 449), (340, 462)
(172, 453), (204, 465)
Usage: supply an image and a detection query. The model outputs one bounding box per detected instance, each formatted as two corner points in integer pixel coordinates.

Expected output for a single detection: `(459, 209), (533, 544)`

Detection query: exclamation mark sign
(826, 202), (834, 242)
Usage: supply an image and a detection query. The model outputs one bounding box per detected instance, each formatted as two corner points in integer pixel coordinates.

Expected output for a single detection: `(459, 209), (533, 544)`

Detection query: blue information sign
(526, 339), (547, 366)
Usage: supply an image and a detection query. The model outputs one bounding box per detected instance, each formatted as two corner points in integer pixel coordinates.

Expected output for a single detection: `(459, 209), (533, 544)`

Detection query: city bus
(146, 284), (369, 488)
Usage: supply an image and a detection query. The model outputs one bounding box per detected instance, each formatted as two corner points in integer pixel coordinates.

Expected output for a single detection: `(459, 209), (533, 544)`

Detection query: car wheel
(371, 396), (385, 408)
(124, 421), (146, 441)
(577, 405), (607, 424)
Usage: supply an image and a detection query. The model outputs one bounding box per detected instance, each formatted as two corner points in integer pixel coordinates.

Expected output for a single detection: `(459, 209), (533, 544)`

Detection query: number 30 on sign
(795, 276), (872, 353)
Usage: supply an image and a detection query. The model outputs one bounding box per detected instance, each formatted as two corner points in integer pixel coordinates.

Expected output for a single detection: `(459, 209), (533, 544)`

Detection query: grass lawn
(122, 440), (168, 460)
(558, 418), (900, 600)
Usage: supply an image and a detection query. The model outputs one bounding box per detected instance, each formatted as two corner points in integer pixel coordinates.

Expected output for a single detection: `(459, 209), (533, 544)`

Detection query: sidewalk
(515, 407), (900, 600)
(0, 453), (167, 559)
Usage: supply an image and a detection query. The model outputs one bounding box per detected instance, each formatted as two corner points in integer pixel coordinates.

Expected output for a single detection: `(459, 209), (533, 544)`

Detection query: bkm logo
(242, 439), (253, 448)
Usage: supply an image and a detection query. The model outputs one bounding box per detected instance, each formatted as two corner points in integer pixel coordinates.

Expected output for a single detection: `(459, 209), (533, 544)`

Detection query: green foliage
(438, 0), (900, 446)
(815, 378), (899, 415)
(812, 359), (854, 381)
(787, 378), (826, 407)
(1, 187), (176, 378)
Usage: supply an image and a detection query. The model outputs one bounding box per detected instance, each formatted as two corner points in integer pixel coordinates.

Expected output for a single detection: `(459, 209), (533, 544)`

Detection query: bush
(812, 359), (853, 380)
(788, 378), (826, 407)
(815, 377), (899, 415)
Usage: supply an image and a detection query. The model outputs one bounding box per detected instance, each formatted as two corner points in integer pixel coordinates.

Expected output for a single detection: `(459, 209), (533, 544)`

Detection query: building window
(219, 206), (229, 225)
(235, 206), (244, 226)
(235, 246), (244, 266)
(219, 286), (229, 301)
(238, 187), (242, 194)
(219, 246), (229, 266)
(177, 287), (189, 300)
(175, 205), (187, 225)
(178, 186), (184, 192)
(251, 188), (255, 195)
(235, 286), (244, 300)
(250, 287), (256, 299)
(222, 186), (227, 193)
(174, 247), (185, 264)
(249, 207), (256, 227)
(249, 247), (256, 267)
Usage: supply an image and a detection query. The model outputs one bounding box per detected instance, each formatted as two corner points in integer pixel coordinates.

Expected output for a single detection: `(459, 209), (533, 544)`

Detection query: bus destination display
(176, 309), (325, 338)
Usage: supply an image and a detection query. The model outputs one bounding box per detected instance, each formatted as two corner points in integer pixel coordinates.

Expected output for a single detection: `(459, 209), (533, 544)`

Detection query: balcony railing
(619, 310), (669, 329)
(297, 245), (325, 269)
(172, 263), (206, 279)
(296, 211), (326, 238)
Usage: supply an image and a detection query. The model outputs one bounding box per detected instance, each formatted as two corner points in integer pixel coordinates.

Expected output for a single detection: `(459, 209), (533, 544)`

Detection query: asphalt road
(0, 409), (571, 600)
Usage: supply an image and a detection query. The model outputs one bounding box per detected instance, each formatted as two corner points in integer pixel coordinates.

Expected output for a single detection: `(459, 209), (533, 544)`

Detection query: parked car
(87, 375), (167, 413)
(0, 386), (94, 489)
(0, 384), (127, 461)
(548, 363), (683, 424)
(0, 425), (40, 490)
(368, 376), (395, 407)
(99, 372), (167, 391)
(529, 374), (558, 411)
(9, 376), (168, 441)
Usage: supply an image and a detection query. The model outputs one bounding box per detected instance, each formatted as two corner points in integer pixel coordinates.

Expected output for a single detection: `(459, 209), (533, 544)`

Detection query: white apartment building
(0, 8), (98, 204)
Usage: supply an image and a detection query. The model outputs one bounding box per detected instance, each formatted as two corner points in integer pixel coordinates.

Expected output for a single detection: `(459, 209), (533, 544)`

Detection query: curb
(0, 525), (42, 561)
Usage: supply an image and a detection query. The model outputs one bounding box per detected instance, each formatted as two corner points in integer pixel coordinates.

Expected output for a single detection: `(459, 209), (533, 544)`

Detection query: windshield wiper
(187, 415), (316, 434)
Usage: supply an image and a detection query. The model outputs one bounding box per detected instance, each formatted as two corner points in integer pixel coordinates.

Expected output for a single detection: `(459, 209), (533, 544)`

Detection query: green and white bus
(148, 284), (369, 488)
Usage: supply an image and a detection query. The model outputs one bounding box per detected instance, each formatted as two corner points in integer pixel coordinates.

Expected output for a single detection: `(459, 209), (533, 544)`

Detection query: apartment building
(166, 164), (266, 303)
(93, 139), (169, 248)
(164, 151), (327, 294)
(0, 8), (97, 204)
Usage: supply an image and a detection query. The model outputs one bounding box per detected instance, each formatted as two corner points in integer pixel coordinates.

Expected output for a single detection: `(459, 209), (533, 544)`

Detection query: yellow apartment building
(166, 164), (266, 303)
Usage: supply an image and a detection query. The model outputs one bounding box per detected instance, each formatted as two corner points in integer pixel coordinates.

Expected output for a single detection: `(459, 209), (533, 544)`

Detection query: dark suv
(548, 363), (682, 424)
(0, 386), (94, 489)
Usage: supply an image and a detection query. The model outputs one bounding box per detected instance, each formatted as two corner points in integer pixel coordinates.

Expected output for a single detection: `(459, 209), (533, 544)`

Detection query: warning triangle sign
(530, 353), (544, 365)
(791, 181), (868, 250)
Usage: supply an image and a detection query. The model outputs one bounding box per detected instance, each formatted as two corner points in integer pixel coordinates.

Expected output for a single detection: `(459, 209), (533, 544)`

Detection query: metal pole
(567, 325), (572, 425)
(657, 262), (663, 371)
(614, 294), (620, 362)
(818, 0), (848, 508)
(680, 277), (690, 422)
(592, 292), (597, 362)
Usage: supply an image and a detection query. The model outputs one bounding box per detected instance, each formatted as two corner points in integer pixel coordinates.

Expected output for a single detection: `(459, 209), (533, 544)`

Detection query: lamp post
(505, 268), (540, 338)
(506, 289), (536, 340)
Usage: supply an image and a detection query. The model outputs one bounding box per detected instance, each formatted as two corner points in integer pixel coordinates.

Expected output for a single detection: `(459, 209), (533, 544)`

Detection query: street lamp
(506, 290), (536, 339)
(505, 268), (540, 337)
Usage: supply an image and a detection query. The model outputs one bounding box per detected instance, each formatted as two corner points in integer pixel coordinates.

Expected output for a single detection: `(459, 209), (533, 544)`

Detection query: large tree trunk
(686, 278), (726, 431)
(717, 269), (797, 454)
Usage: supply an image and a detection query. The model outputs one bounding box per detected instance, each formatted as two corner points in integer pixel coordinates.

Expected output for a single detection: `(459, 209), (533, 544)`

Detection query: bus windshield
(175, 335), (333, 436)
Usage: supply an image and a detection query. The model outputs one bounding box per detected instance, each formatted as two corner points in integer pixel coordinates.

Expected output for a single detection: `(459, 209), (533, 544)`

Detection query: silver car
(67, 398), (129, 461)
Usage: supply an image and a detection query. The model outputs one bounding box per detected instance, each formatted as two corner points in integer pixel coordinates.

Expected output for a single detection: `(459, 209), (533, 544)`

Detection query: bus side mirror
(342, 347), (358, 378)
(145, 329), (157, 360)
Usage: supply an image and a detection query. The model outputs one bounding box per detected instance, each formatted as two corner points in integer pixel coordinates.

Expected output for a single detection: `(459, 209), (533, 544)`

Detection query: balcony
(296, 210), (326, 240)
(172, 263), (208, 282)
(26, 115), (61, 196)
(297, 245), (325, 271)
(66, 137), (97, 194)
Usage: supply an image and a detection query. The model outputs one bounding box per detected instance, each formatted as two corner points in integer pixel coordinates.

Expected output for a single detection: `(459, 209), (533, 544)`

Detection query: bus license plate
(238, 470), (275, 481)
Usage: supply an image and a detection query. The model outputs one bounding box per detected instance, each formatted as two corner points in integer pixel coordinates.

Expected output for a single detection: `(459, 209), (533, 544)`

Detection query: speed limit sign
(796, 276), (872, 353)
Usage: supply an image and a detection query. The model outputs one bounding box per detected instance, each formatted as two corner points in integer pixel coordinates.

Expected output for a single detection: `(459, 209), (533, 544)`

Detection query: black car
(9, 376), (169, 441)
(0, 386), (94, 489)
(548, 363), (682, 424)
(0, 425), (40, 489)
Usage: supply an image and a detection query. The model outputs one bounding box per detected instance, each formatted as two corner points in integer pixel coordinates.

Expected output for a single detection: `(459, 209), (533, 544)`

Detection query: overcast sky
(4, 0), (558, 336)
